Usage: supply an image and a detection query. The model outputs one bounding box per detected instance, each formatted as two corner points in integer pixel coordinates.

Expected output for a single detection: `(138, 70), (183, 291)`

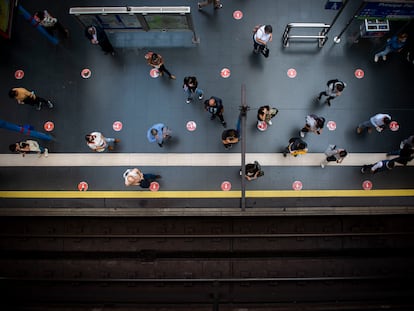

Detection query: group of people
(6, 9), (413, 188)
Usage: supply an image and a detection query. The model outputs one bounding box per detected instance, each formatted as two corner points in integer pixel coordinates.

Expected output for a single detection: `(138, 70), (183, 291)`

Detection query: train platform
(0, 0), (413, 213)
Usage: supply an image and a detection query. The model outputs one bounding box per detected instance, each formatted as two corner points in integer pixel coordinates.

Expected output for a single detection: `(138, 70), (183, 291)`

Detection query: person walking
(374, 33), (408, 62)
(85, 132), (120, 152)
(183, 76), (204, 104)
(145, 51), (176, 80)
(253, 24), (273, 57)
(123, 168), (161, 188)
(317, 79), (346, 106)
(85, 25), (115, 56)
(198, 0), (222, 10)
(299, 114), (325, 138)
(204, 96), (227, 127)
(320, 144), (348, 168)
(147, 123), (172, 147)
(33, 9), (69, 38)
(9, 140), (48, 157)
(361, 159), (395, 174)
(240, 161), (264, 181)
(221, 129), (239, 149)
(356, 113), (392, 134)
(8, 87), (54, 110)
(283, 137), (308, 157)
(387, 143), (414, 166)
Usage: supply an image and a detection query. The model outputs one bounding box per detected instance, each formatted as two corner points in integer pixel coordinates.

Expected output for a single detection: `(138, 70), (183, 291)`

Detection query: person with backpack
(283, 137), (308, 157)
(241, 161), (264, 181)
(317, 79), (346, 106)
(320, 145), (348, 168)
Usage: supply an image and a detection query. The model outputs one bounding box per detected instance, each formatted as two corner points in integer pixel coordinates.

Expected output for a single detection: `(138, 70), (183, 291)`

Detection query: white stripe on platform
(0, 153), (411, 167)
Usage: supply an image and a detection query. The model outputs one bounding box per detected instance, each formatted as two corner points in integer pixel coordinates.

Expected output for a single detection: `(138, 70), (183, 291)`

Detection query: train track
(1, 215), (414, 310)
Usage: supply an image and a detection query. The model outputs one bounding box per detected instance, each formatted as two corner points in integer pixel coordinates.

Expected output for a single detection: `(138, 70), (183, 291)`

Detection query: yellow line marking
(1, 189), (413, 199)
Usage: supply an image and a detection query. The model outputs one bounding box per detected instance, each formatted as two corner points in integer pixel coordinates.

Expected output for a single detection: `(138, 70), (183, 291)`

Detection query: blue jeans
(375, 46), (393, 58)
(185, 88), (203, 100)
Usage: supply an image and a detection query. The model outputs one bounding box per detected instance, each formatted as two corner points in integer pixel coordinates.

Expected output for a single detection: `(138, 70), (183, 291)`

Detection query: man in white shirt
(85, 132), (119, 152)
(253, 25), (273, 55)
(356, 113), (392, 134)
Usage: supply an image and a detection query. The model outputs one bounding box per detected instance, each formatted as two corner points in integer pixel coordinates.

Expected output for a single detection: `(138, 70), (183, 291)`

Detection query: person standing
(356, 113), (392, 134)
(283, 137), (308, 157)
(147, 123), (172, 147)
(183, 76), (204, 104)
(85, 25), (115, 56)
(123, 168), (161, 188)
(257, 105), (278, 126)
(320, 145), (348, 168)
(317, 79), (346, 106)
(241, 161), (264, 181)
(221, 129), (239, 149)
(204, 96), (227, 127)
(145, 51), (176, 80)
(33, 9), (69, 38)
(253, 24), (273, 57)
(85, 132), (120, 152)
(374, 33), (408, 62)
(9, 140), (48, 157)
(8, 87), (54, 110)
(361, 159), (395, 174)
(198, 0), (222, 10)
(299, 114), (325, 138)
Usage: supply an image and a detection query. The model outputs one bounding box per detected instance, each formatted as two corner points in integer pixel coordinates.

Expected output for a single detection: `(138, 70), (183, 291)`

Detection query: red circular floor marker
(389, 121), (399, 132)
(257, 120), (268, 131)
(186, 121), (197, 131)
(287, 68), (297, 78)
(292, 180), (303, 191)
(14, 69), (24, 80)
(327, 120), (337, 131)
(221, 181), (232, 191)
(150, 68), (160, 78)
(233, 10), (243, 20)
(113, 121), (123, 131)
(150, 181), (159, 191)
(81, 68), (91, 79)
(78, 181), (88, 191)
(220, 68), (231, 78)
(354, 69), (364, 79)
(362, 180), (372, 190)
(43, 121), (54, 132)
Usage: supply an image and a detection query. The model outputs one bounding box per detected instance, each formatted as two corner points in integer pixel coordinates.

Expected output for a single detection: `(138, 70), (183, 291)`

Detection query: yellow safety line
(1, 189), (414, 199)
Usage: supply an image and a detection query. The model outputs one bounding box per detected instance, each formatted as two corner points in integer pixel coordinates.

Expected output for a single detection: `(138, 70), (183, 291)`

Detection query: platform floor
(0, 0), (413, 210)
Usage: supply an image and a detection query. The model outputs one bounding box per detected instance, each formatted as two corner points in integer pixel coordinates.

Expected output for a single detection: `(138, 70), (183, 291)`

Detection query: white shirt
(254, 26), (271, 44)
(370, 113), (391, 127)
(87, 132), (106, 152)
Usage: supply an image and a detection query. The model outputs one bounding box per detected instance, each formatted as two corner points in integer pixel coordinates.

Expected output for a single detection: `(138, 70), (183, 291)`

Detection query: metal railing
(282, 23), (330, 48)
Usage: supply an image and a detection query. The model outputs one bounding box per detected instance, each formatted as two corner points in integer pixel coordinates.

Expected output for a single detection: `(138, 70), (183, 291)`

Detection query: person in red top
(145, 51), (176, 80)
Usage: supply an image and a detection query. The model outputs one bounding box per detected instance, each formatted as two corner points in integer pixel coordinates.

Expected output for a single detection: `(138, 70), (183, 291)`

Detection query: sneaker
(300, 131), (305, 138)
(224, 144), (232, 149)
(320, 163), (325, 168)
(114, 139), (120, 143)
(326, 100), (331, 107)
(186, 98), (191, 104)
(382, 55), (387, 61)
(374, 55), (379, 62)
(253, 48), (259, 54)
(158, 143), (163, 148)
(198, 94), (204, 100)
(108, 146), (114, 151)
(36, 103), (42, 111)
(47, 100), (54, 109)
(215, 4), (223, 9)
(221, 121), (227, 128)
(268, 120), (272, 125)
(44, 148), (48, 157)
(197, 3), (202, 10)
(170, 75), (176, 80)
(283, 151), (287, 157)
(210, 115), (216, 120)
(361, 167), (365, 173)
(356, 127), (362, 134)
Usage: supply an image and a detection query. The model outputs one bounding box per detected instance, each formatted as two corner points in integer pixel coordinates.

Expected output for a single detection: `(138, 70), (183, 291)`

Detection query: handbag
(261, 46), (270, 58)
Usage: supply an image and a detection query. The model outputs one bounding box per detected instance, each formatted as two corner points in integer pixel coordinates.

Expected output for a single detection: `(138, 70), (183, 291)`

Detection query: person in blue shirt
(374, 33), (408, 62)
(147, 123), (171, 147)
